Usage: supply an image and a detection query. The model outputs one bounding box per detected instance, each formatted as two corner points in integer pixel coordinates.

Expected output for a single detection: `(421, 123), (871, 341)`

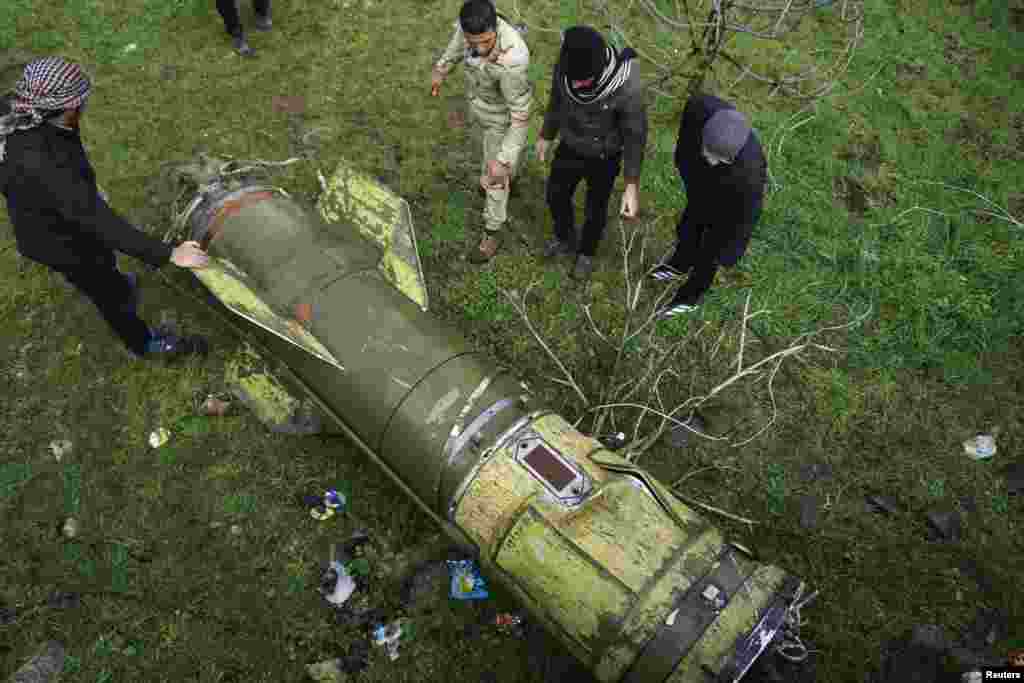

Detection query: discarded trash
(865, 494), (900, 515)
(200, 395), (233, 417)
(798, 494), (821, 531)
(321, 561), (356, 606)
(666, 412), (707, 448)
(448, 559), (489, 600)
(61, 517), (79, 540)
(48, 440), (72, 462)
(306, 658), (346, 683)
(9, 640), (64, 683)
(324, 489), (346, 510)
(1002, 463), (1024, 495)
(596, 432), (627, 451)
(963, 433), (996, 460)
(925, 509), (962, 542)
(229, 524), (243, 536)
(371, 619), (407, 661)
(308, 489), (346, 520)
(310, 506), (335, 521)
(148, 428), (170, 449)
(799, 462), (834, 484)
(45, 591), (80, 610)
(492, 611), (526, 637)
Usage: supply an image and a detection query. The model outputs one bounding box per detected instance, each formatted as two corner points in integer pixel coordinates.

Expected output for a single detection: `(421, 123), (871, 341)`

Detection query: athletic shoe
(658, 300), (700, 319)
(542, 237), (574, 259)
(254, 12), (272, 31)
(145, 328), (210, 360)
(648, 264), (686, 281)
(571, 254), (594, 282)
(232, 34), (255, 57)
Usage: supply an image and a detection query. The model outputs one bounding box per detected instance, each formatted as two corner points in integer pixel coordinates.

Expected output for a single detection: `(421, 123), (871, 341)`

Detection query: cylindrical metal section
(187, 183), (802, 683)
(450, 412), (798, 682)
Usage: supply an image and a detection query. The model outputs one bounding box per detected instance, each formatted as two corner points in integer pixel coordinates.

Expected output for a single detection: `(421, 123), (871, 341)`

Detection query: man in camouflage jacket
(431, 0), (532, 263)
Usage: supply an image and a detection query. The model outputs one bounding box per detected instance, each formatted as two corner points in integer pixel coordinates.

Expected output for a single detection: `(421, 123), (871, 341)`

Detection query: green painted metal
(178, 159), (805, 683)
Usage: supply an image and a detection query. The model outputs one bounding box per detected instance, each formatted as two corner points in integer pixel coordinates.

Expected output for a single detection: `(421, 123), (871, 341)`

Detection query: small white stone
(230, 524), (242, 536)
(49, 440), (73, 462)
(62, 517), (79, 539)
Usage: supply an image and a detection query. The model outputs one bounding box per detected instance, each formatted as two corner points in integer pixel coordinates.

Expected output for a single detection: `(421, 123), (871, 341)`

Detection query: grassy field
(2, 0), (1023, 681)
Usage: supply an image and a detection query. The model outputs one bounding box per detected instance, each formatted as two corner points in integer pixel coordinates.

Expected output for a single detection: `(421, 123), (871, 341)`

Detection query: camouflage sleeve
(497, 58), (533, 166)
(435, 22), (465, 75)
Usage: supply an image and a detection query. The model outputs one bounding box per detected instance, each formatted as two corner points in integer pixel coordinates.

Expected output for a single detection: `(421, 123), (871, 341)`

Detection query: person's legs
(215, 0), (244, 36)
(671, 258), (718, 306)
(545, 144), (587, 248)
(667, 206), (705, 272)
(577, 154), (622, 257)
(56, 257), (151, 357)
(481, 124), (513, 234)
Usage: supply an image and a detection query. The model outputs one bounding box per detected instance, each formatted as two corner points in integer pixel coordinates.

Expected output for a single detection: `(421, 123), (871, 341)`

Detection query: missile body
(177, 161), (803, 683)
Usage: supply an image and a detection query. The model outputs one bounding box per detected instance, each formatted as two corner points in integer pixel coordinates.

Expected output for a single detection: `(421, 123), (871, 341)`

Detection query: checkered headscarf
(0, 57), (92, 162)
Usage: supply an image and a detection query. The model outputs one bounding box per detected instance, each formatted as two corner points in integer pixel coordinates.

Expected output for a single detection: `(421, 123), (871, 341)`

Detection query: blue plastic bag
(447, 559), (489, 600)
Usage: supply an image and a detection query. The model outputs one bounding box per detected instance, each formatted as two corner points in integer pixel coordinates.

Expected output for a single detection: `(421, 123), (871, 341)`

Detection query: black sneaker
(648, 264), (686, 282)
(254, 12), (272, 31)
(658, 299), (700, 319)
(232, 34), (255, 57)
(145, 329), (210, 360)
(542, 237), (574, 259)
(571, 254), (594, 282)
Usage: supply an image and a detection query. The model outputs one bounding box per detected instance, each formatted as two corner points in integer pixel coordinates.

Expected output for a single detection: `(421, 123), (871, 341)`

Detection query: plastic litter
(9, 640), (64, 683)
(48, 440), (73, 462)
(371, 619), (408, 661)
(320, 561), (356, 607)
(148, 428), (170, 449)
(200, 396), (232, 417)
(492, 611), (527, 637)
(61, 517), (79, 539)
(963, 434), (997, 460)
(448, 559), (489, 600)
(306, 658), (346, 683)
(308, 489), (347, 520)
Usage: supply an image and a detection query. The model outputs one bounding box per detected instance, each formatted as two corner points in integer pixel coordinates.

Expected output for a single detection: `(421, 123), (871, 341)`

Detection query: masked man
(652, 93), (767, 318)
(536, 25), (647, 282)
(431, 0), (532, 263)
(0, 57), (211, 359)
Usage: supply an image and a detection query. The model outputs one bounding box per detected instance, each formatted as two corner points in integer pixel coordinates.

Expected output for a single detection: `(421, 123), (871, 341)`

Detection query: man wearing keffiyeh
(0, 57), (211, 360)
(536, 26), (648, 282)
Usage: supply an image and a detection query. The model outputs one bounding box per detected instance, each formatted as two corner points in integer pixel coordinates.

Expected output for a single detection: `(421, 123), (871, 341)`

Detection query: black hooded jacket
(674, 94), (767, 265)
(0, 102), (172, 269)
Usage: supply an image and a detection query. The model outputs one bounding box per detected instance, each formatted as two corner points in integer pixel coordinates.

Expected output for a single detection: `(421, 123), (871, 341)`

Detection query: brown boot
(469, 233), (501, 263)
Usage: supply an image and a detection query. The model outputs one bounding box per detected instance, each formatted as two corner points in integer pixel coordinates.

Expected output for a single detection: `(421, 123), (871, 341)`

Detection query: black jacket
(539, 55), (648, 180)
(674, 94), (767, 264)
(0, 110), (172, 269)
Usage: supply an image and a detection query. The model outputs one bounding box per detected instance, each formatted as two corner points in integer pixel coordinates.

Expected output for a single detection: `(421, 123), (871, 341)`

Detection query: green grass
(2, 0), (1023, 681)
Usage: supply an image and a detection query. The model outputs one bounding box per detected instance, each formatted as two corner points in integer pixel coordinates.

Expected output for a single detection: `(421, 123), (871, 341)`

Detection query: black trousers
(216, 0), (271, 37)
(52, 251), (150, 357)
(667, 199), (761, 305)
(545, 143), (622, 257)
(666, 211), (719, 305)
